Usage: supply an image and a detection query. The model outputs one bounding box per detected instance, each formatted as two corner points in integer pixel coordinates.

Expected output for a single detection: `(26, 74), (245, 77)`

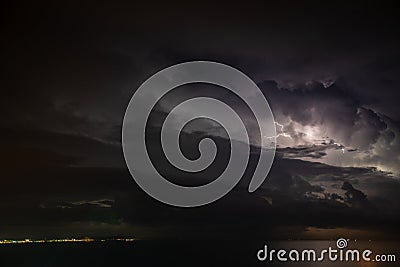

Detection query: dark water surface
(0, 240), (398, 267)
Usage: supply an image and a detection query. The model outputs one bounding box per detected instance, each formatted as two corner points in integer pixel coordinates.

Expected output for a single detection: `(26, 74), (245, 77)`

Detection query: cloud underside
(1, 127), (400, 240)
(2, 74), (400, 239)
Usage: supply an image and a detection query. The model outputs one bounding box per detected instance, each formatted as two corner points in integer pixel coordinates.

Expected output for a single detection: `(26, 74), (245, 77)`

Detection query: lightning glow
(263, 121), (292, 140)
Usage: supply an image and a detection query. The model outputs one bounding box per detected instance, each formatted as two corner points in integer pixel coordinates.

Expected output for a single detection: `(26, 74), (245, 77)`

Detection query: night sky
(1, 1), (400, 241)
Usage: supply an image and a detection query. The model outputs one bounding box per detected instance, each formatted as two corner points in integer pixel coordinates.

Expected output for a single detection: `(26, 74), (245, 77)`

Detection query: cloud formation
(260, 80), (400, 173)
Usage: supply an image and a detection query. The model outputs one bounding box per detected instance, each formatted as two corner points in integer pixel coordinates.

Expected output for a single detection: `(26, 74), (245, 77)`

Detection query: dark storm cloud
(2, 0), (400, 137)
(41, 199), (115, 209)
(259, 80), (400, 173)
(341, 181), (371, 210)
(1, 1), (400, 241)
(277, 143), (342, 159)
(150, 78), (399, 173)
(1, 135), (400, 239)
(0, 127), (124, 170)
(260, 80), (362, 138)
(256, 156), (400, 216)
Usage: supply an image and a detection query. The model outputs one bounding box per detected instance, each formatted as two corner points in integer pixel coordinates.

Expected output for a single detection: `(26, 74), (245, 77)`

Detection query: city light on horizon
(0, 237), (136, 245)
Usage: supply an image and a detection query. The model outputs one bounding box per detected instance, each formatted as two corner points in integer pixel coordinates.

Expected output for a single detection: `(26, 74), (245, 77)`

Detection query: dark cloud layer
(1, 127), (399, 240)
